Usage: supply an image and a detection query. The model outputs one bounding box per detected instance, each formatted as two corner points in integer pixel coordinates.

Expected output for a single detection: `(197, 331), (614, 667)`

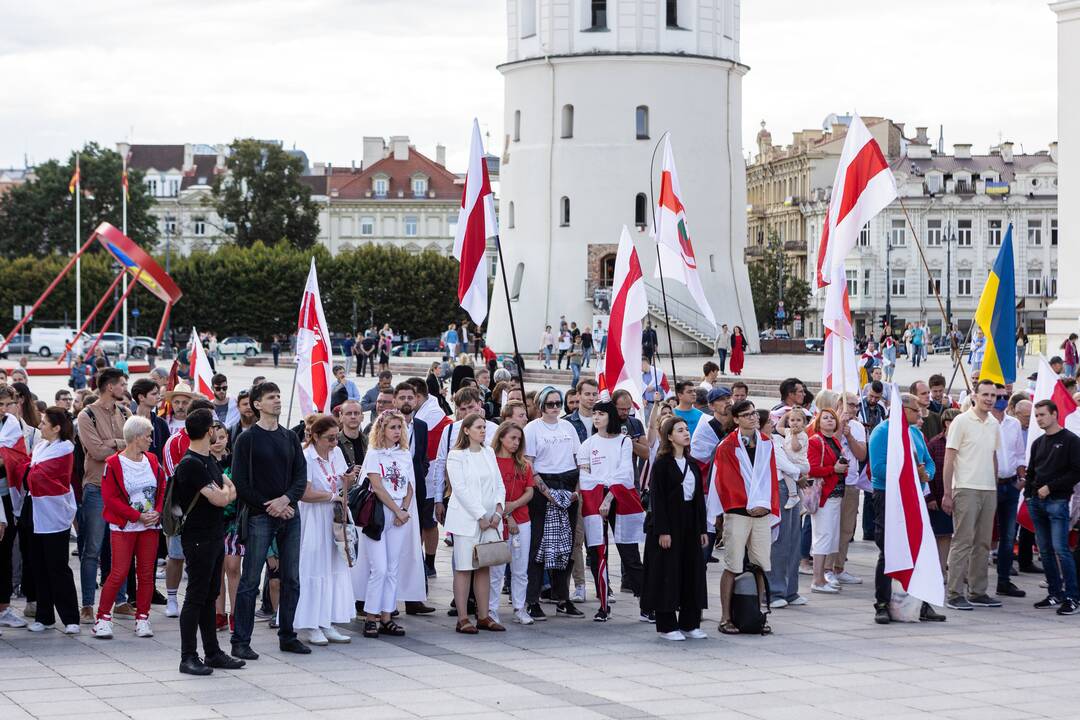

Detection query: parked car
(218, 336), (262, 357)
(804, 337), (824, 352)
(391, 336), (441, 356)
(0, 337), (32, 359)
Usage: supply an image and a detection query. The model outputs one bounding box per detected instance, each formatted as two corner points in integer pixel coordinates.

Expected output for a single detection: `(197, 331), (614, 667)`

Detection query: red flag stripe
(834, 141), (890, 229)
(657, 170), (684, 215)
(457, 196), (489, 303)
(604, 247), (644, 391)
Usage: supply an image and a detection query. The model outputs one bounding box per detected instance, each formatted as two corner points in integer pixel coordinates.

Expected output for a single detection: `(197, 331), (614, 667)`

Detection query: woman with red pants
(94, 415), (165, 639)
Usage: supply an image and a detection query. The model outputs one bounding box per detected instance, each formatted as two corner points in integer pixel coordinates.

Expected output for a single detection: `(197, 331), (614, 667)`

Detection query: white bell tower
(488, 0), (758, 356)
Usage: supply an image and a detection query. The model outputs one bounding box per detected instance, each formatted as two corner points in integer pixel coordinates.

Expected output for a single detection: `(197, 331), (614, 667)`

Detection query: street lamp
(885, 231), (893, 333)
(945, 220), (954, 329)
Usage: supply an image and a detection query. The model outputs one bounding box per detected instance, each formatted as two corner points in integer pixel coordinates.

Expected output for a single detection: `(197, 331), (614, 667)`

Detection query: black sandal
(362, 620), (379, 638)
(379, 620), (406, 636)
(718, 621), (741, 635)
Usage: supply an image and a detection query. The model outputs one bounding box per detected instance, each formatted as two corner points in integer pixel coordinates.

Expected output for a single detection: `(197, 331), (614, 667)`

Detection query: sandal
(378, 620), (406, 637)
(362, 620), (379, 639)
(455, 618), (478, 634)
(761, 623), (772, 635)
(718, 621), (741, 635)
(476, 617), (506, 632)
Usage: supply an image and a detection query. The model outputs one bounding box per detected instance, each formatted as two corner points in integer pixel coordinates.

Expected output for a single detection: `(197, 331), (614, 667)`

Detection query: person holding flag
(867, 391), (944, 624)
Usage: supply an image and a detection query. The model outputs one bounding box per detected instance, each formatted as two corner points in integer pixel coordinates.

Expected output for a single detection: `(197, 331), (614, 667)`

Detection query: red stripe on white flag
(296, 258), (333, 415)
(188, 326), (215, 399)
(603, 226), (648, 410)
(453, 119), (497, 326)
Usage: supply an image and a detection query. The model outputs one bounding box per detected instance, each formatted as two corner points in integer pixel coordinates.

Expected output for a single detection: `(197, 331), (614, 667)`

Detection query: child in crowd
(779, 408), (810, 510)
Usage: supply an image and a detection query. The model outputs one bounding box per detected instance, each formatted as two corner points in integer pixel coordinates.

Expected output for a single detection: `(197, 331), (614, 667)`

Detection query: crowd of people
(1, 339), (1077, 677)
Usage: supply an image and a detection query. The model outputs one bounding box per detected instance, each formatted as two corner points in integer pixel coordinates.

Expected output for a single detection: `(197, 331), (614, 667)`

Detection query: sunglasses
(543, 401), (562, 409)
(214, 385), (228, 391)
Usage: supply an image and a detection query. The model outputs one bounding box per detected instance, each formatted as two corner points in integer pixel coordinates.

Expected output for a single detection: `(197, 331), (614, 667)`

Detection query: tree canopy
(747, 231), (811, 332)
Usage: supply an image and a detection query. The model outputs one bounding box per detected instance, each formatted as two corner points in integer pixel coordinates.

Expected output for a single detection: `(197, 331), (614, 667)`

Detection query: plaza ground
(3, 352), (1074, 720)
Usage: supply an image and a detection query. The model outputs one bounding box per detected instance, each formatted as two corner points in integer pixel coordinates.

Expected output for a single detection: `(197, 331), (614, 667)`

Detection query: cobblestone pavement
(3, 536), (1079, 720)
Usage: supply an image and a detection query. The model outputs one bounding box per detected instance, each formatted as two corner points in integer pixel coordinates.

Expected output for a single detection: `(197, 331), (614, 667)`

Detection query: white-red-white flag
(820, 264), (859, 393)
(26, 439), (77, 534)
(296, 258), (333, 416)
(883, 384), (943, 605)
(653, 136), (716, 329)
(599, 226), (648, 409)
(0, 413), (30, 517)
(815, 114), (896, 289)
(453, 118), (498, 326)
(188, 327), (214, 400)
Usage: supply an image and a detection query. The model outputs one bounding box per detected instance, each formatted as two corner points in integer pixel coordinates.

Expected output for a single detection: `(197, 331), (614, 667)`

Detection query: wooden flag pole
(648, 132), (678, 386)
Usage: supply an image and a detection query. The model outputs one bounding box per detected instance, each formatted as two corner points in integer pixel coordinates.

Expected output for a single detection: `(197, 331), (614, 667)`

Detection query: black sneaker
(639, 610), (656, 623)
(874, 605), (891, 624)
(556, 602), (584, 618)
(230, 644), (259, 661)
(946, 597), (974, 611)
(539, 588), (555, 604)
(526, 603), (547, 621)
(593, 609), (609, 622)
(179, 656), (213, 676)
(968, 594), (1003, 608)
(707, 556), (720, 564)
(919, 602), (947, 622)
(205, 652), (246, 670)
(1035, 595), (1064, 609)
(996, 582), (1026, 598)
(1057, 598), (1080, 616)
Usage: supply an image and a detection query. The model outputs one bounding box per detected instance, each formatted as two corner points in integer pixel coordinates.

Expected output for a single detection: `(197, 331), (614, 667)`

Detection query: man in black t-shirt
(174, 409), (244, 676)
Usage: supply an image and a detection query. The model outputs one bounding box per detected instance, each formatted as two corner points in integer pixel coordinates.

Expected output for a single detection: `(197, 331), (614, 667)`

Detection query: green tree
(210, 139), (320, 250)
(748, 231), (811, 332)
(0, 143), (158, 258)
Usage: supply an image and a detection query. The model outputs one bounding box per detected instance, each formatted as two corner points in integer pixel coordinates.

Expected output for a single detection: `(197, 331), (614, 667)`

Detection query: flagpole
(75, 153), (81, 332)
(122, 153), (129, 358)
(285, 358), (300, 429)
(648, 132), (678, 385)
(493, 234), (526, 390)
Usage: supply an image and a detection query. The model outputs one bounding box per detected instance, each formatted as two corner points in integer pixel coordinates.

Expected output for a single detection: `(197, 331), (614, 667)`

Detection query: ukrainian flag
(974, 223), (1016, 384)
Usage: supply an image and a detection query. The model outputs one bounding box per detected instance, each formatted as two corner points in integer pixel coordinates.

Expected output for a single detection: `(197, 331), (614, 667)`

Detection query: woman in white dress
(352, 409), (426, 638)
(445, 413), (506, 634)
(294, 415), (359, 646)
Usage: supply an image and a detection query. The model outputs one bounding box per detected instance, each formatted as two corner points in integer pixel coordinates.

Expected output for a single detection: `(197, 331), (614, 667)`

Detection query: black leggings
(587, 543), (643, 612)
(0, 494), (15, 604)
(526, 472), (579, 605)
(31, 530), (79, 626)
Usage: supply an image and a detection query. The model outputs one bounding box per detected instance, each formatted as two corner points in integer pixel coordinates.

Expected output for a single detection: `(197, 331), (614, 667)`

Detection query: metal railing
(643, 282), (715, 345)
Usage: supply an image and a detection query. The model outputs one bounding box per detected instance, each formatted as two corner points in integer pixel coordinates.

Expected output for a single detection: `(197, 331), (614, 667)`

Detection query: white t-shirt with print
(524, 418), (581, 474)
(361, 447), (414, 502)
(112, 454), (159, 532)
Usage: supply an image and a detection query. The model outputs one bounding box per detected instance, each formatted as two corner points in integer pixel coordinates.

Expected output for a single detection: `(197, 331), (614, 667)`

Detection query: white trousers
(362, 507), (408, 614)
(488, 521), (531, 613)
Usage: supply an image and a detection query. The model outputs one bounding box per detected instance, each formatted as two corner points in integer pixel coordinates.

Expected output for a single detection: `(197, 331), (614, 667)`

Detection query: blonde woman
(445, 413), (507, 633)
(490, 422), (535, 625)
(295, 415), (359, 646)
(352, 410), (426, 638)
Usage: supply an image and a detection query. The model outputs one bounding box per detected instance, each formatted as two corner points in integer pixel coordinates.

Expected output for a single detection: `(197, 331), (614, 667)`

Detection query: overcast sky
(0, 0), (1058, 172)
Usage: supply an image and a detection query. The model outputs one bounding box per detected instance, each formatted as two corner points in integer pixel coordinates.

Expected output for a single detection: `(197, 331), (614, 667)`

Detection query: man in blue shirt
(867, 392), (943, 624)
(672, 380), (704, 436)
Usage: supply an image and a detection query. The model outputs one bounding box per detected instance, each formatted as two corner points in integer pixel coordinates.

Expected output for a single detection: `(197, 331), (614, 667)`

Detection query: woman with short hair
(807, 409), (848, 594)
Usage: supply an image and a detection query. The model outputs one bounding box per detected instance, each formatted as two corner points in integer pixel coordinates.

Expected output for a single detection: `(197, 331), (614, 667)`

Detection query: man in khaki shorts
(711, 400), (780, 634)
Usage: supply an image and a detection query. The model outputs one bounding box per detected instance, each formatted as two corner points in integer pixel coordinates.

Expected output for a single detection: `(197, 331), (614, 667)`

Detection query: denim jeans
(768, 480), (802, 601)
(996, 481), (1020, 585)
(79, 485), (108, 607)
(570, 362), (581, 389)
(716, 348), (728, 373)
(231, 512), (301, 647)
(1028, 497), (1079, 600)
(581, 347), (592, 368)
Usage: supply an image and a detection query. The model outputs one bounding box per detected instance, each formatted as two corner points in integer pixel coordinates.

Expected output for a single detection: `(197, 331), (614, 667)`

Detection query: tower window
(561, 104), (574, 139)
(508, 201), (515, 229)
(520, 0), (536, 38)
(560, 196), (570, 226)
(589, 0), (607, 29)
(636, 106), (649, 140)
(634, 193), (647, 228)
(666, 0), (679, 28)
(513, 110), (521, 142)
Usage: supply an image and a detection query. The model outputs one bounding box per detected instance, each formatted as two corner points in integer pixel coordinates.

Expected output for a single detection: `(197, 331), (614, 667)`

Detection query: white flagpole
(75, 153), (81, 332)
(122, 154), (129, 358)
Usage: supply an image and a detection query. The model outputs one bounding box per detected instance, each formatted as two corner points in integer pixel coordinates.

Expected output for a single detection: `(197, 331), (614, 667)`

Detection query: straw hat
(165, 382), (195, 401)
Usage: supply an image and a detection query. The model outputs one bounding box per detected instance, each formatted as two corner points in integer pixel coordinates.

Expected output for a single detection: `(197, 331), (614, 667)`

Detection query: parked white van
(29, 328), (78, 358)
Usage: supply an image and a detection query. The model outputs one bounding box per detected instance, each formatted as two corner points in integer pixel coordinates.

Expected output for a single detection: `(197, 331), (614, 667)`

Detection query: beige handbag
(472, 526), (511, 569)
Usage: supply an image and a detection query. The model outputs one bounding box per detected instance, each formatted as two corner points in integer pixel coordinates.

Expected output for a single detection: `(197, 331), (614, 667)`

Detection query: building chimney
(1001, 141), (1014, 164)
(953, 143), (972, 160)
(214, 144), (227, 171)
(436, 143), (446, 167)
(894, 122), (905, 136)
(1050, 141), (1059, 163)
(362, 137), (386, 169)
(390, 135), (410, 161)
(915, 127), (928, 144)
(183, 143), (194, 172)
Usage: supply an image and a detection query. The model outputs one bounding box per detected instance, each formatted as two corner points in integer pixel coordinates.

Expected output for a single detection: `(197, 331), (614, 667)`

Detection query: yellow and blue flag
(974, 223), (1016, 384)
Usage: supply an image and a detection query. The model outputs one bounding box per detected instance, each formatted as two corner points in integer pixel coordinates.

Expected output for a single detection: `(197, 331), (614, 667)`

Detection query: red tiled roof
(330, 147), (459, 200)
(180, 155), (219, 189)
(128, 145), (184, 172)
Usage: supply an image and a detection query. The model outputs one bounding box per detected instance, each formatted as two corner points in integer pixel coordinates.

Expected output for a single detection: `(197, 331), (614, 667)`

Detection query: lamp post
(945, 220), (954, 329)
(885, 231), (894, 334)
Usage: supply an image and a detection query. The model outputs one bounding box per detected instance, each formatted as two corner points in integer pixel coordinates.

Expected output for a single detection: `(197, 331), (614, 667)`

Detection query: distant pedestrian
(729, 326), (746, 376)
(715, 324), (731, 374)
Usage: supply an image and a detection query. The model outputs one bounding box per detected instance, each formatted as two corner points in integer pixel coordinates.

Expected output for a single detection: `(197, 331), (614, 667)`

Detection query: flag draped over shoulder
(0, 413), (30, 516)
(653, 136), (715, 329)
(26, 439), (77, 534)
(188, 326), (215, 400)
(973, 224), (1016, 384)
(883, 385), (943, 605)
(296, 258), (333, 415)
(453, 119), (498, 326)
(599, 226), (647, 409)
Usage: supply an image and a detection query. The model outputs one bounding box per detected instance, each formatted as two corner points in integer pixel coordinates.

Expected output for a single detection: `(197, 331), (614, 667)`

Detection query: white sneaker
(0, 607), (28, 628)
(788, 595), (808, 606)
(514, 608), (534, 625)
(684, 628), (708, 639)
(63, 624), (81, 635)
(571, 585), (587, 603)
(834, 570), (862, 585)
(811, 583), (840, 594)
(798, 563), (813, 576)
(322, 626), (350, 644)
(783, 497), (801, 510)
(307, 628), (329, 646)
(165, 598), (179, 618)
(659, 630), (686, 641)
(769, 598), (789, 609)
(824, 571), (841, 587)
(27, 621), (52, 632)
(155, 568), (166, 580)
(91, 619), (113, 639)
(135, 619), (153, 638)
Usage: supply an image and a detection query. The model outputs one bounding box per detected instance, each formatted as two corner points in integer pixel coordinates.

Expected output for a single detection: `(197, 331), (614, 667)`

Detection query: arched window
(635, 105), (649, 139)
(513, 110), (521, 142)
(559, 196), (570, 226)
(634, 193), (648, 227)
(507, 201), (515, 228)
(511, 262), (525, 301)
(561, 104), (574, 139)
(599, 253), (617, 287)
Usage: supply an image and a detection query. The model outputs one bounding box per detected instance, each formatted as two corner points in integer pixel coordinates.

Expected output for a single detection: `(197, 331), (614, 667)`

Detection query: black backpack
(729, 563), (772, 635)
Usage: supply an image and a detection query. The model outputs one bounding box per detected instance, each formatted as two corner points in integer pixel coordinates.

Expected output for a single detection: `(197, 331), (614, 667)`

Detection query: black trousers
(872, 490), (890, 606)
(31, 530), (79, 627)
(180, 536), (224, 660)
(656, 606), (701, 633)
(1018, 527), (1037, 568)
(0, 494), (15, 604)
(526, 474), (579, 605)
(15, 496), (36, 603)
